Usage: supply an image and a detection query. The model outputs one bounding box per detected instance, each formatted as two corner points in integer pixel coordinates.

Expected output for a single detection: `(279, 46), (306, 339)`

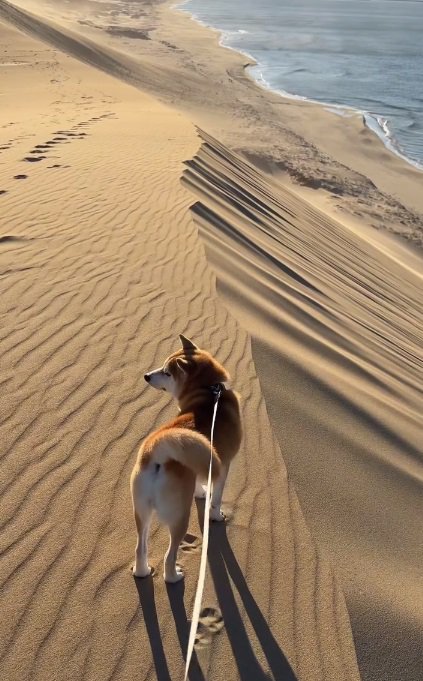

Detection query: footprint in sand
(0, 190), (7, 196)
(14, 174), (28, 180)
(23, 156), (45, 163)
(195, 607), (224, 647)
(0, 235), (27, 243)
(180, 533), (202, 553)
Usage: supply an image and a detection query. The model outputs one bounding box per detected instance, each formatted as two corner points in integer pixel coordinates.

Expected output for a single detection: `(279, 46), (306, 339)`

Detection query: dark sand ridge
(1, 0), (423, 245)
(183, 131), (423, 681)
(0, 15), (360, 681)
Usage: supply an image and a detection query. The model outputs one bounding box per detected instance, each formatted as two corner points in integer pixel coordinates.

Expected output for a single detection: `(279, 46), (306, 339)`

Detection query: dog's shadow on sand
(135, 503), (297, 681)
(134, 575), (205, 681)
(198, 502), (297, 681)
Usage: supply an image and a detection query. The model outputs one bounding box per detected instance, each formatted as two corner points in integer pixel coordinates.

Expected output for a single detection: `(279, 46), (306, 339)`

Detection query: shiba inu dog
(130, 335), (242, 582)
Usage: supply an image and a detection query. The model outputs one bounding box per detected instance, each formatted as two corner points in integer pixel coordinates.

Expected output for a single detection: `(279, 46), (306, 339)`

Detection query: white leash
(184, 385), (222, 680)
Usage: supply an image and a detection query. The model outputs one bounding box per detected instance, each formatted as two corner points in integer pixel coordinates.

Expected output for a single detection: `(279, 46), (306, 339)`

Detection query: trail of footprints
(179, 533), (224, 647)
(0, 129), (30, 161)
(0, 113), (116, 195)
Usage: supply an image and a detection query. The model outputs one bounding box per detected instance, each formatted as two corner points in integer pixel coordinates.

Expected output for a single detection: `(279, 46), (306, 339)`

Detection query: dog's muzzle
(144, 374), (151, 383)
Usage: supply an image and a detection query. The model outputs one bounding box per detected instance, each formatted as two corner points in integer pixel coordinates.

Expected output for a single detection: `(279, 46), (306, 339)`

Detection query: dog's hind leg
(130, 468), (153, 578)
(164, 510), (190, 583)
(194, 478), (206, 499)
(210, 463), (229, 521)
(132, 502), (153, 577)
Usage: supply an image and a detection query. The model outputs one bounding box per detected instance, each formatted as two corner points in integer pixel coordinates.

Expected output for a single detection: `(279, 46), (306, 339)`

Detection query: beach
(0, 2), (422, 681)
(180, 0), (423, 170)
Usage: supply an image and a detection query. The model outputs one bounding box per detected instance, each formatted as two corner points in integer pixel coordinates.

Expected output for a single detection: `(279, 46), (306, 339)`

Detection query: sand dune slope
(183, 131), (423, 681)
(0, 0), (202, 101)
(2, 0), (423, 246)
(0, 20), (361, 681)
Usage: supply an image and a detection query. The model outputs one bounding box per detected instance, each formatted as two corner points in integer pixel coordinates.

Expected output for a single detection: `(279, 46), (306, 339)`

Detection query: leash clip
(210, 382), (224, 401)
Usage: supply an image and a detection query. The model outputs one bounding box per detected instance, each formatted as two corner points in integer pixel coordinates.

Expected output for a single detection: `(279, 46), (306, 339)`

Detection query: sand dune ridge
(183, 130), (423, 681)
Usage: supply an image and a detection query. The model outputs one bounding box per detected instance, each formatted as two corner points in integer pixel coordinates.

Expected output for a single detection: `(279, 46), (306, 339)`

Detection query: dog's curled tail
(144, 428), (221, 479)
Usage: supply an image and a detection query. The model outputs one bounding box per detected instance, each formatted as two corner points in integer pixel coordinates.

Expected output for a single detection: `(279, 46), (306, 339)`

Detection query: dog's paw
(132, 564), (153, 578)
(164, 565), (185, 583)
(210, 506), (226, 522)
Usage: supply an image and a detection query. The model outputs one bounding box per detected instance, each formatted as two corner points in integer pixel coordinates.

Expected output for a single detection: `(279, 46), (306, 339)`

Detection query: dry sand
(186, 133), (423, 681)
(0, 2), (422, 681)
(7, 0), (423, 241)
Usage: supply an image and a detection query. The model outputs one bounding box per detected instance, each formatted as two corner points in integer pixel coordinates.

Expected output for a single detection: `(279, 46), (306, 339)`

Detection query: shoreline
(2, 0), (423, 241)
(253, 72), (423, 173)
(158, 0), (423, 243)
(175, 0), (423, 173)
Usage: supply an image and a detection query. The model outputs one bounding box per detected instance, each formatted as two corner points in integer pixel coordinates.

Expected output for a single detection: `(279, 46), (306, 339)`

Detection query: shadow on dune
(196, 502), (298, 681)
(184, 132), (423, 681)
(134, 576), (172, 681)
(134, 574), (205, 681)
(0, 0), (199, 102)
(165, 580), (206, 681)
(135, 511), (297, 681)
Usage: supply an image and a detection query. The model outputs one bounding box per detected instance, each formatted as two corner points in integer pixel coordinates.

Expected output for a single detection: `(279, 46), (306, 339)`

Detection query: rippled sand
(1, 2), (422, 681)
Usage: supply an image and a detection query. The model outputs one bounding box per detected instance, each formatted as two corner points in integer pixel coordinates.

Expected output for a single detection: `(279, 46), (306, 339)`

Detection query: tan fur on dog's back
(139, 427), (221, 479)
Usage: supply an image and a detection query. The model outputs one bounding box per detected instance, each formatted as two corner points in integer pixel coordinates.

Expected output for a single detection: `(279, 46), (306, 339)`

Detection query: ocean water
(178, 0), (423, 169)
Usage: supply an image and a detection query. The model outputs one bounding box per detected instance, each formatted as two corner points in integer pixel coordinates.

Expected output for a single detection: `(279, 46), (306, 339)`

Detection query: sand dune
(0, 15), (361, 681)
(183, 131), (423, 681)
(2, 0), (423, 245)
(0, 0), (202, 103)
(1, 2), (422, 680)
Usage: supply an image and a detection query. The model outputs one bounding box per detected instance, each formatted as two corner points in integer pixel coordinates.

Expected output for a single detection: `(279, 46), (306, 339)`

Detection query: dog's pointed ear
(176, 358), (189, 374)
(179, 334), (198, 351)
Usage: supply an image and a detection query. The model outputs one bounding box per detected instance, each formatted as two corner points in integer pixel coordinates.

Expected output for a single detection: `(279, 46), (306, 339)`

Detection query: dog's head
(144, 335), (230, 399)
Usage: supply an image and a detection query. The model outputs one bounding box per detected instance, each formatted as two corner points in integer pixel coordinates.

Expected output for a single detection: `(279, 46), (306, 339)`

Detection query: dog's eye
(163, 371), (171, 377)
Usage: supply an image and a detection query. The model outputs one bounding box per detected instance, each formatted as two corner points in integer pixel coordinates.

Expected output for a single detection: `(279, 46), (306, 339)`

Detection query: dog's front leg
(210, 463), (229, 521)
